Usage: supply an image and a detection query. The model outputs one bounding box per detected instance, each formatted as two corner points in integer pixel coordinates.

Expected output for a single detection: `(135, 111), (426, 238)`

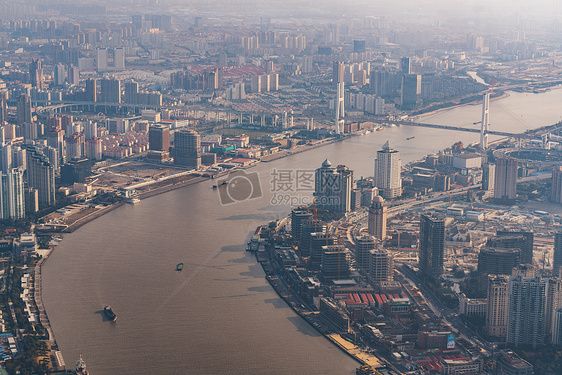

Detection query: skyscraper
(174, 129), (201, 168)
(100, 79), (121, 103)
(0, 95), (7, 123)
(149, 125), (170, 152)
(545, 278), (562, 343)
(321, 245), (350, 280)
(482, 163), (495, 192)
(374, 141), (401, 199)
(85, 78), (97, 103)
(400, 57), (411, 75)
(124, 81), (139, 104)
(551, 166), (562, 204)
(368, 248), (393, 286)
(26, 147), (55, 207)
(368, 195), (387, 240)
(554, 232), (562, 277)
(355, 235), (375, 272)
(29, 59), (44, 89)
(0, 167), (25, 220)
(493, 230), (534, 265)
(314, 160), (353, 213)
(494, 157), (517, 205)
(401, 74), (421, 109)
(17, 94), (32, 125)
(309, 232), (335, 270)
(419, 213), (445, 277)
(477, 247), (521, 295)
(486, 275), (510, 340)
(507, 275), (546, 348)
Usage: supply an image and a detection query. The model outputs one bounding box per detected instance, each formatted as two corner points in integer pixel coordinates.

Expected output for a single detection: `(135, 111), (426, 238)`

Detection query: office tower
(355, 235), (375, 272)
(300, 219), (326, 257)
(493, 231), (534, 265)
(477, 247), (521, 295)
(219, 52), (227, 67)
(25, 147), (55, 206)
(11, 147), (26, 171)
(0, 96), (6, 123)
(507, 275), (546, 348)
(45, 146), (59, 174)
(124, 81), (139, 104)
(0, 144), (11, 173)
(17, 94), (32, 125)
(400, 57), (411, 75)
(46, 127), (65, 166)
(374, 141), (402, 199)
(85, 138), (103, 161)
(486, 275), (510, 340)
(314, 160), (353, 213)
(54, 64), (66, 86)
(84, 120), (97, 140)
(333, 61), (345, 134)
(482, 163), (495, 192)
(551, 166), (562, 204)
(100, 79), (121, 103)
(497, 350), (534, 374)
(66, 133), (84, 160)
(401, 74), (421, 109)
(545, 278), (562, 343)
(174, 129), (201, 168)
(22, 122), (38, 141)
(61, 158), (92, 185)
(368, 248), (393, 287)
(291, 209), (312, 243)
(309, 233), (335, 270)
(68, 66), (79, 85)
(29, 59), (44, 89)
(85, 78), (97, 103)
(419, 213), (445, 277)
(96, 48), (108, 71)
(553, 308), (562, 345)
(321, 245), (350, 280)
(149, 125), (170, 152)
(494, 157), (517, 205)
(368, 196), (387, 240)
(0, 167), (25, 220)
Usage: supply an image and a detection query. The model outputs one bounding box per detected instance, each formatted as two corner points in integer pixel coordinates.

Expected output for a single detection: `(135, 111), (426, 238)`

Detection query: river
(42, 88), (562, 374)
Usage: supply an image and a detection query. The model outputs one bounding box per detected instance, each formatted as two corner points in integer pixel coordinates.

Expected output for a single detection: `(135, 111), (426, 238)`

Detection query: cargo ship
(104, 305), (117, 321)
(75, 355), (89, 375)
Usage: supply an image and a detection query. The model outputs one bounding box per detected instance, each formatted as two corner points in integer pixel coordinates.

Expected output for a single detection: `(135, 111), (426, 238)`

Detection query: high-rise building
(0, 167), (25, 220)
(17, 94), (32, 125)
(149, 125), (170, 152)
(374, 141), (401, 199)
(477, 247), (521, 295)
(314, 160), (353, 213)
(493, 231), (534, 265)
(368, 196), (387, 240)
(0, 144), (12, 173)
(551, 166), (562, 204)
(291, 209), (312, 244)
(482, 163), (495, 192)
(174, 129), (201, 168)
(321, 245), (350, 280)
(553, 308), (562, 345)
(309, 232), (335, 270)
(419, 213), (445, 277)
(401, 74), (421, 109)
(494, 157), (518, 205)
(545, 278), (562, 343)
(85, 78), (97, 103)
(100, 79), (121, 103)
(355, 235), (375, 272)
(400, 57), (411, 75)
(65, 133), (85, 160)
(300, 219), (326, 257)
(85, 138), (103, 161)
(486, 275), (510, 340)
(368, 248), (393, 286)
(54, 64), (66, 86)
(84, 120), (97, 140)
(0, 96), (6, 123)
(124, 81), (139, 104)
(29, 59), (44, 89)
(555, 232), (562, 277)
(507, 275), (546, 348)
(26, 147), (55, 206)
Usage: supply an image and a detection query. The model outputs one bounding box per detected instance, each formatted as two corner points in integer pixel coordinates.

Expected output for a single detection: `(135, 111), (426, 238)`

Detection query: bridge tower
(480, 90), (490, 150)
(335, 81), (345, 134)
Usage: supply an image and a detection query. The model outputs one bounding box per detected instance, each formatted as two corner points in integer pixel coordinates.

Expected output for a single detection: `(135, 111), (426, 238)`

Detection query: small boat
(177, 262), (184, 271)
(75, 355), (89, 375)
(221, 180), (228, 186)
(406, 136), (415, 140)
(103, 306), (117, 321)
(212, 185), (218, 189)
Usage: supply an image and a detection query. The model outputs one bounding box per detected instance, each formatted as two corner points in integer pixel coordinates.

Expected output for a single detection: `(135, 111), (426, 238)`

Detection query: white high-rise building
(374, 141), (402, 199)
(0, 167), (25, 220)
(84, 120), (97, 140)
